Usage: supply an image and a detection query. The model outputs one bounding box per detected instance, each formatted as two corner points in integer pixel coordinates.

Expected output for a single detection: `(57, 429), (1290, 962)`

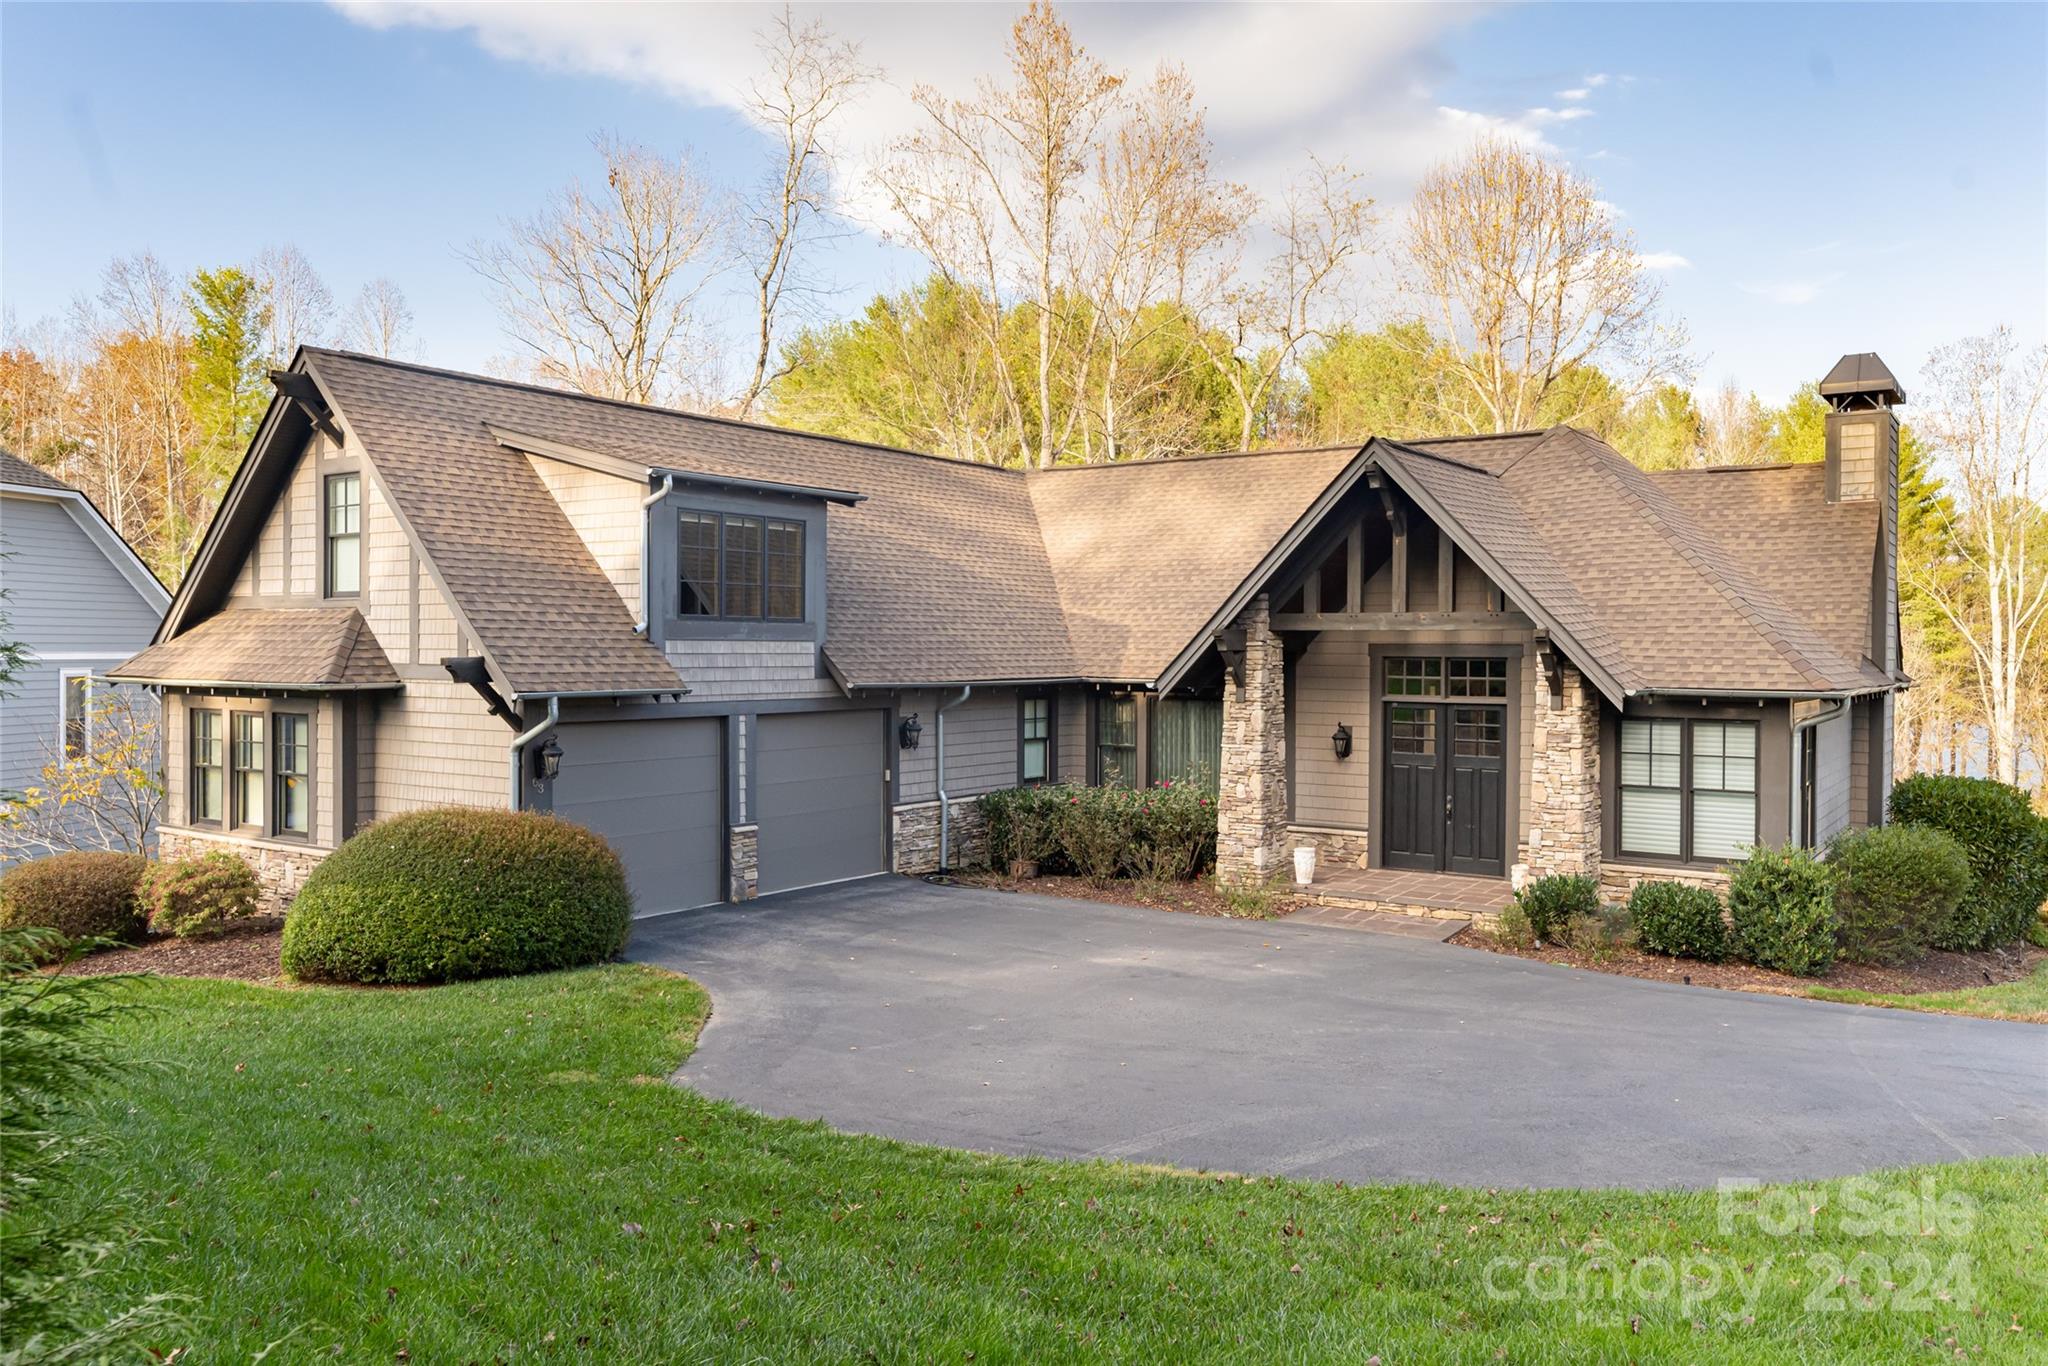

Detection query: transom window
(677, 509), (804, 622)
(1384, 656), (1508, 699)
(1096, 695), (1137, 787)
(1020, 696), (1052, 784)
(1619, 718), (1757, 863)
(325, 473), (361, 596)
(1385, 657), (1442, 696)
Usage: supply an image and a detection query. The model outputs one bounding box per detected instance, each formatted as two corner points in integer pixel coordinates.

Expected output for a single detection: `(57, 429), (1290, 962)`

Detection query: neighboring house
(111, 348), (1905, 915)
(0, 450), (172, 859)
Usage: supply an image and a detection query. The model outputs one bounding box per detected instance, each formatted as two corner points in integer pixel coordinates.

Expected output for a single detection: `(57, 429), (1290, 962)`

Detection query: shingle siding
(361, 681), (506, 816)
(527, 455), (642, 616)
(896, 687), (1020, 803)
(1292, 633), (1370, 830)
(664, 638), (835, 702)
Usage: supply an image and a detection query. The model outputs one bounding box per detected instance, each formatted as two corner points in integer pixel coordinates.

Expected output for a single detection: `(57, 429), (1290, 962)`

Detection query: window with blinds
(1620, 717), (1758, 863)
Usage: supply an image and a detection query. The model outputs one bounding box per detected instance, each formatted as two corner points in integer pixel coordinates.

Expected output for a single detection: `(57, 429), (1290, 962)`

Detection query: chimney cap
(1819, 352), (1906, 407)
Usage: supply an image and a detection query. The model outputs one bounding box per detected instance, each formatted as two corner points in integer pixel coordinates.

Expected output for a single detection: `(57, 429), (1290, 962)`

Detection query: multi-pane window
(1451, 706), (1503, 758)
(61, 672), (93, 759)
(1388, 704), (1436, 755)
(325, 473), (361, 596)
(765, 519), (804, 621)
(1446, 657), (1508, 698)
(1619, 718), (1756, 863)
(1096, 695), (1137, 787)
(676, 509), (806, 621)
(231, 713), (265, 829)
(1690, 722), (1757, 861)
(1619, 720), (1683, 857)
(678, 512), (720, 616)
(191, 709), (224, 825)
(274, 713), (310, 837)
(1020, 697), (1051, 784)
(1385, 657), (1442, 696)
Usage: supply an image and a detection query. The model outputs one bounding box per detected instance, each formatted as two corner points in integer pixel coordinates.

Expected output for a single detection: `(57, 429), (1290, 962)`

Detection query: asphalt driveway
(628, 877), (2047, 1189)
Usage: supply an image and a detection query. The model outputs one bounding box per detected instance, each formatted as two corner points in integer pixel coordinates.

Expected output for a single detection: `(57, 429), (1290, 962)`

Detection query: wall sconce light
(1331, 723), (1353, 760)
(898, 713), (923, 750)
(533, 735), (564, 784)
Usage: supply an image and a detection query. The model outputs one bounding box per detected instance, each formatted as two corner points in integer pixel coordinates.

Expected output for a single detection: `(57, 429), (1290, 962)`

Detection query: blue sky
(3, 1), (2042, 406)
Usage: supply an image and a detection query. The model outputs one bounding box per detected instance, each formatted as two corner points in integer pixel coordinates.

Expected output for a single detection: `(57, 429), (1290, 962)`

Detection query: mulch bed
(1451, 925), (2045, 1000)
(948, 871), (1304, 919)
(50, 917), (286, 983)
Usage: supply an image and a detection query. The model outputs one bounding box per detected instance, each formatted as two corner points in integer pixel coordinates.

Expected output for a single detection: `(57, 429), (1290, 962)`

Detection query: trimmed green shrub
(1889, 774), (2048, 951)
(0, 851), (146, 957)
(1727, 845), (1838, 976)
(1827, 824), (1973, 966)
(978, 781), (1217, 882)
(1512, 873), (1600, 946)
(1628, 880), (1731, 962)
(281, 808), (632, 985)
(140, 850), (261, 939)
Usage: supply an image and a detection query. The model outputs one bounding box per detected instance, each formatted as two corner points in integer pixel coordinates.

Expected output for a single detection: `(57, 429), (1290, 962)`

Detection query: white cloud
(1635, 251), (1691, 271)
(1738, 273), (1845, 307)
(1523, 105), (1594, 125)
(1584, 72), (1611, 87)
(1557, 87), (1590, 101)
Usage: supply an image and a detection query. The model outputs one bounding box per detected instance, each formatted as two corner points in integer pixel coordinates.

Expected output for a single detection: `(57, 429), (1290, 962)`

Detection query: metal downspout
(936, 685), (973, 870)
(634, 474), (675, 637)
(508, 696), (560, 811)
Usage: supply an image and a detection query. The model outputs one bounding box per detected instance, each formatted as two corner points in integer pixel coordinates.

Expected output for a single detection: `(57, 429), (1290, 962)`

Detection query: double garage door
(550, 710), (887, 915)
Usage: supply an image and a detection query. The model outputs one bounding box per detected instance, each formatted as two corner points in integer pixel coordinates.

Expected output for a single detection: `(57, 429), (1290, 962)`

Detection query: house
(1, 450), (172, 860)
(110, 348), (1905, 916)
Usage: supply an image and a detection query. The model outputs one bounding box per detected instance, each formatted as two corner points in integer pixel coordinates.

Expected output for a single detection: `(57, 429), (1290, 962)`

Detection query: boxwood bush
(1727, 844), (1838, 976)
(1627, 880), (1730, 962)
(281, 808), (632, 985)
(980, 781), (1217, 882)
(1888, 774), (2048, 951)
(140, 850), (261, 939)
(1512, 873), (1601, 946)
(0, 851), (147, 958)
(1827, 824), (1973, 966)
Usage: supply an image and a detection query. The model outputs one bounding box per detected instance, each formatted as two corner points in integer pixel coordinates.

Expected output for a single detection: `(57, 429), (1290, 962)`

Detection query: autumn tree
(1907, 328), (2048, 785)
(471, 133), (731, 405)
(1403, 135), (1688, 433)
(733, 5), (874, 417)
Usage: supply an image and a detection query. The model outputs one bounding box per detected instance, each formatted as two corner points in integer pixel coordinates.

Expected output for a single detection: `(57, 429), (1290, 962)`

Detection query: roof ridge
(1548, 430), (1855, 687)
(1378, 438), (1495, 474)
(1028, 443), (1364, 473)
(303, 346), (1024, 478)
(1649, 460), (1811, 475)
(1399, 428), (1553, 444)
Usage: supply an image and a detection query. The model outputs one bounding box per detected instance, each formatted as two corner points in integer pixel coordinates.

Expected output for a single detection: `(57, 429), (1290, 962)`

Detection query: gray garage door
(551, 719), (723, 916)
(755, 710), (887, 895)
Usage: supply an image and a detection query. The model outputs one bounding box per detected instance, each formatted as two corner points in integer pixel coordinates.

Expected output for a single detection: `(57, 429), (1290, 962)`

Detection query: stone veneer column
(727, 825), (759, 901)
(1215, 595), (1289, 883)
(1522, 659), (1602, 879)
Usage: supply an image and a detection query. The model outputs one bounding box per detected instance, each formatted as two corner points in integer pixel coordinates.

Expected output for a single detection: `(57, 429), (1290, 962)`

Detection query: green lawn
(1809, 959), (2048, 1023)
(58, 966), (2047, 1361)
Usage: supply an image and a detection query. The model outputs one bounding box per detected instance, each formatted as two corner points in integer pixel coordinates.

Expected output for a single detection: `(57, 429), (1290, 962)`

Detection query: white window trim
(58, 669), (95, 761)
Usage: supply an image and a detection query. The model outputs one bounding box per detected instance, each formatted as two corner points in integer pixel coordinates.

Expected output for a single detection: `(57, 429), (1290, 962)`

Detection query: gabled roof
(110, 606), (399, 691)
(0, 448), (171, 611)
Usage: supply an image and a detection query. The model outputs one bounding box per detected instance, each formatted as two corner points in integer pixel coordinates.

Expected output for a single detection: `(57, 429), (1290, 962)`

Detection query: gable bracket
(270, 370), (341, 444)
(1214, 626), (1247, 690)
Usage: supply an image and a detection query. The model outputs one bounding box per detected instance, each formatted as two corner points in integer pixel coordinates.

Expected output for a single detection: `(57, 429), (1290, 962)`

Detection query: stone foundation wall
(1285, 825), (1370, 871)
(1599, 861), (1732, 902)
(727, 825), (758, 901)
(1216, 596), (1289, 883)
(893, 799), (989, 874)
(1521, 660), (1602, 880)
(158, 827), (328, 915)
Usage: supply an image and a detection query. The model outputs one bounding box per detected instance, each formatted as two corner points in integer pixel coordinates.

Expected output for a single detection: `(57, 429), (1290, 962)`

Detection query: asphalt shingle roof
(111, 606), (399, 690)
(0, 449), (74, 493)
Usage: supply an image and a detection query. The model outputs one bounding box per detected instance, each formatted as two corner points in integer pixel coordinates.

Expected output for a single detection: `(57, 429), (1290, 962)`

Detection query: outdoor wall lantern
(1331, 723), (1353, 760)
(533, 735), (564, 784)
(899, 713), (923, 750)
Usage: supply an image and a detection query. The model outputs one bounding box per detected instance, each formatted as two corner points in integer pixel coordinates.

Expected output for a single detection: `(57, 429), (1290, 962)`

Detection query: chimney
(1818, 352), (1905, 671)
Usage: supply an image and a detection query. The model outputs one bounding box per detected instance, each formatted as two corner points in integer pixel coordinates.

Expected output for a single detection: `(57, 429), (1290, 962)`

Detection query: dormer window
(325, 472), (361, 596)
(676, 508), (805, 622)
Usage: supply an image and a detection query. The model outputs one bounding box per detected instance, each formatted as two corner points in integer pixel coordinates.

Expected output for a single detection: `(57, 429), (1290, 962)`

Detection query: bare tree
(343, 278), (418, 358)
(1907, 328), (2048, 785)
(253, 244), (334, 363)
(1404, 135), (1688, 433)
(733, 5), (875, 418)
(1700, 380), (1774, 467)
(1196, 158), (1374, 450)
(878, 1), (1123, 467)
(470, 133), (731, 405)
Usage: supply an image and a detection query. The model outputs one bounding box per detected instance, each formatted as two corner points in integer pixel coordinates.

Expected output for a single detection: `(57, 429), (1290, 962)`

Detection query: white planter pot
(1293, 846), (1317, 887)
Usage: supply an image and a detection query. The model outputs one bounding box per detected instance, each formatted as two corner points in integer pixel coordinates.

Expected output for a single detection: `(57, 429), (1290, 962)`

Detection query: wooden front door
(1381, 700), (1508, 877)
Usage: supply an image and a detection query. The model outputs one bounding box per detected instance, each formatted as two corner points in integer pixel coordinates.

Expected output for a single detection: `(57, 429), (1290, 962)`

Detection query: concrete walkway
(629, 876), (2048, 1189)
